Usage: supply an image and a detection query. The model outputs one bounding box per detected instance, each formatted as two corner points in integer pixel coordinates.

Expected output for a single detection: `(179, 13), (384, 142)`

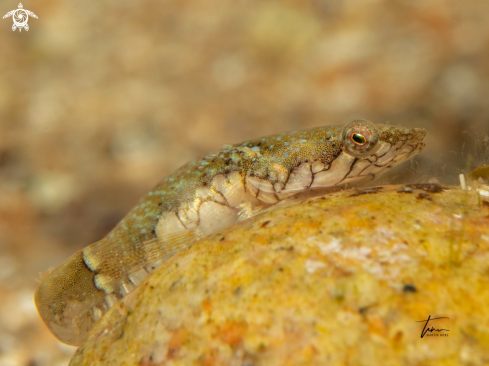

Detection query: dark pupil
(352, 133), (366, 145)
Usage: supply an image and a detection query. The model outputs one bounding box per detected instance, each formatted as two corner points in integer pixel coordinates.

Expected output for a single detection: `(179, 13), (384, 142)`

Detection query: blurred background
(1, 0), (489, 364)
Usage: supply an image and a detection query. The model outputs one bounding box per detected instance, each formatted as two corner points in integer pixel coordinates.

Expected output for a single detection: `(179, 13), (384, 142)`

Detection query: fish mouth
(373, 126), (426, 169)
(400, 127), (427, 157)
(325, 125), (427, 188)
(406, 127), (427, 147)
(402, 127), (426, 154)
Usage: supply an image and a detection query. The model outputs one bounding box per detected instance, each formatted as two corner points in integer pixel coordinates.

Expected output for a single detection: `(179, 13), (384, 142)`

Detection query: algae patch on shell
(70, 184), (489, 366)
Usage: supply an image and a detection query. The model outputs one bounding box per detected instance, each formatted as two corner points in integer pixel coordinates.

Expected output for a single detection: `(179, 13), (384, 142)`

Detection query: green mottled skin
(35, 120), (426, 346)
(117, 124), (410, 238)
(117, 127), (343, 236)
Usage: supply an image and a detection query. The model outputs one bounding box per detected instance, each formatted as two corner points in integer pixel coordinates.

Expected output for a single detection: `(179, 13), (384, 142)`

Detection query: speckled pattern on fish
(34, 120), (426, 346)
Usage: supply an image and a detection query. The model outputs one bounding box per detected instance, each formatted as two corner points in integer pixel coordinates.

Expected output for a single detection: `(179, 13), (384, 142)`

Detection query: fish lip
(403, 130), (427, 153)
(372, 125), (427, 162)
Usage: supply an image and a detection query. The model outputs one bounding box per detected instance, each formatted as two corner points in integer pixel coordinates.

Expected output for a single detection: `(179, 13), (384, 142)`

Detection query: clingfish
(35, 120), (426, 346)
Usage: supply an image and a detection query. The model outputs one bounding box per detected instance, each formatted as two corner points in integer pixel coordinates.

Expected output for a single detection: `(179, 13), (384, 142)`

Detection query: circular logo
(12, 9), (28, 28)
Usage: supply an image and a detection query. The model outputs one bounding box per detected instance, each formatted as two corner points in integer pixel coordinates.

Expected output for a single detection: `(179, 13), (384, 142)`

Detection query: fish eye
(341, 120), (381, 158)
(351, 133), (367, 146)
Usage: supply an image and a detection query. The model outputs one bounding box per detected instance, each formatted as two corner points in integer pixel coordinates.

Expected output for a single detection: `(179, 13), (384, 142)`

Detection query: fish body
(35, 120), (426, 346)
